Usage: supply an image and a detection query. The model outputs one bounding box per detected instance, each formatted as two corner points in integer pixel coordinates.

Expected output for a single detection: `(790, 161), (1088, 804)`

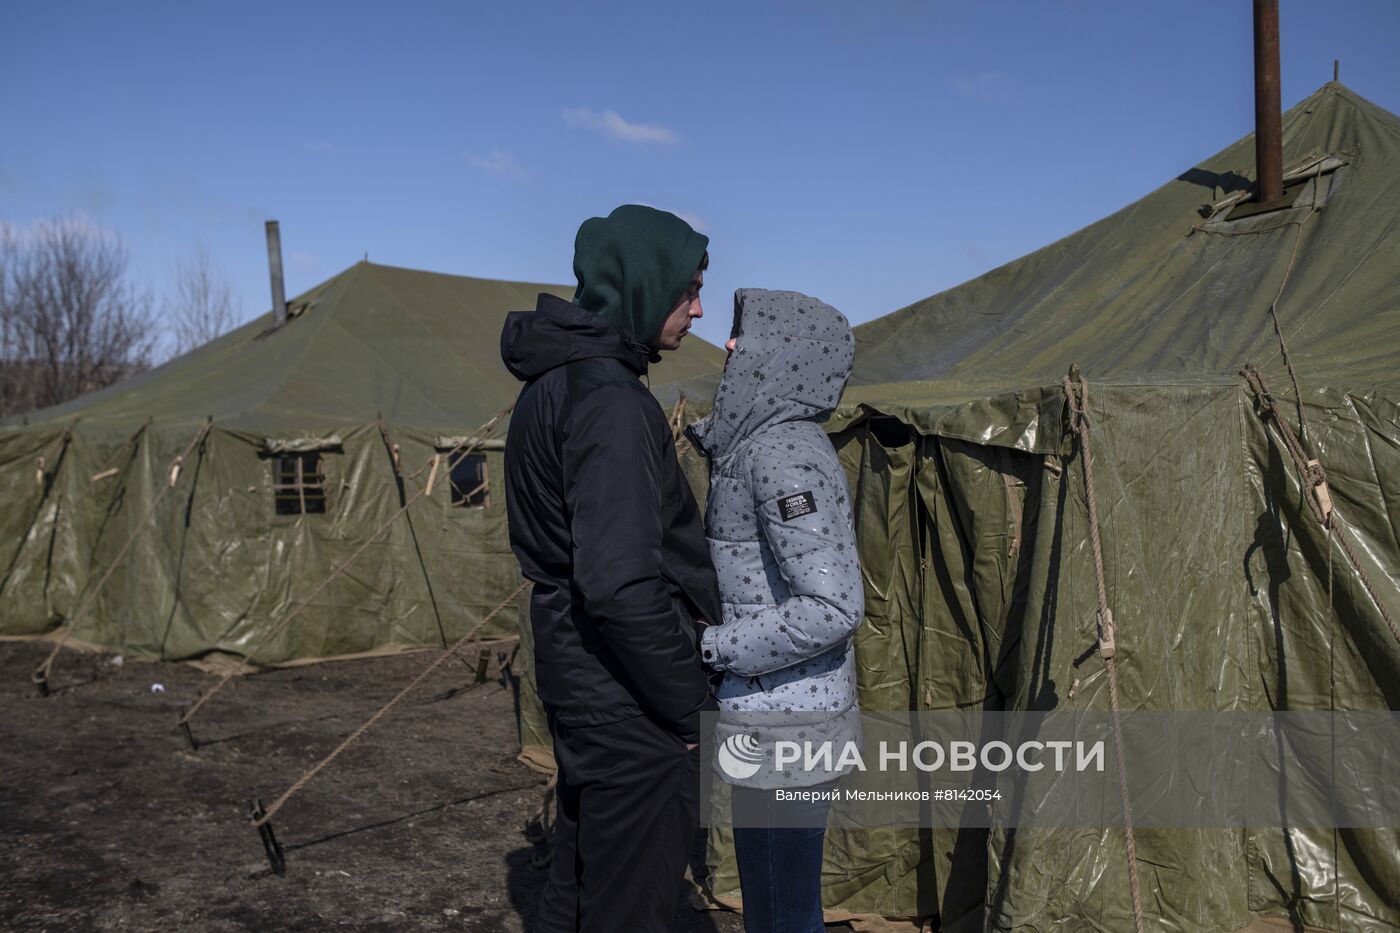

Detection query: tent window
(450, 454), (489, 509)
(273, 453), (327, 515)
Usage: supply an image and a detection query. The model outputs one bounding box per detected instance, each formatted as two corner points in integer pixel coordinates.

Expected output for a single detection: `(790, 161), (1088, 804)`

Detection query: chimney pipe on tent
(266, 220), (288, 327)
(1253, 0), (1284, 204)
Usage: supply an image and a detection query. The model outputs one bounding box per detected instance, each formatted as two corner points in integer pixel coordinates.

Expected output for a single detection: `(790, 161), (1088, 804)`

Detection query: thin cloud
(302, 140), (336, 153)
(562, 108), (679, 146)
(465, 149), (527, 179)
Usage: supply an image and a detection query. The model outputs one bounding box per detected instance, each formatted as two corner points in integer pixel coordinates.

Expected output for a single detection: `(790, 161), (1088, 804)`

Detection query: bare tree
(0, 226), (17, 416)
(0, 218), (155, 418)
(166, 241), (238, 355)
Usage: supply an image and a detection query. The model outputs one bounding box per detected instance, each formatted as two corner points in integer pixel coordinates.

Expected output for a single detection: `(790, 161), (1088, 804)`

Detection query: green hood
(572, 204), (709, 350)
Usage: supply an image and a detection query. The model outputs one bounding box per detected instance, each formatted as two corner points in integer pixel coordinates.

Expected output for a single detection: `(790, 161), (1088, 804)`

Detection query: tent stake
(249, 799), (286, 875)
(177, 706), (199, 750)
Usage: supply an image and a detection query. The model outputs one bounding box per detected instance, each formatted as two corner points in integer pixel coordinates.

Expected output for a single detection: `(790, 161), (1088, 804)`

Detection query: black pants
(538, 713), (699, 933)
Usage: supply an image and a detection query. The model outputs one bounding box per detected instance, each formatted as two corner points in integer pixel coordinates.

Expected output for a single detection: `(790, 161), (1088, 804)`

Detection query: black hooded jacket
(501, 293), (720, 743)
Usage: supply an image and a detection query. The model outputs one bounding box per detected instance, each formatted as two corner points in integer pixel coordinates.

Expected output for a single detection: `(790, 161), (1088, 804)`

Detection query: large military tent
(0, 260), (723, 668)
(698, 81), (1400, 931)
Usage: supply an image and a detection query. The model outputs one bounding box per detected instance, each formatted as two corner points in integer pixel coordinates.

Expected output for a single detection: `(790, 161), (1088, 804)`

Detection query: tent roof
(848, 82), (1400, 398)
(6, 261), (726, 434)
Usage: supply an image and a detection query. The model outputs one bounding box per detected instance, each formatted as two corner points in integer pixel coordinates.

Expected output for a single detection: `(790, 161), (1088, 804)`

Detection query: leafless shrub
(0, 218), (155, 418)
(166, 241), (238, 355)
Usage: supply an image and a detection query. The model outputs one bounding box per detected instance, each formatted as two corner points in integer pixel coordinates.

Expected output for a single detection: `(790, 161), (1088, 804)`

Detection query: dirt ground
(0, 640), (753, 933)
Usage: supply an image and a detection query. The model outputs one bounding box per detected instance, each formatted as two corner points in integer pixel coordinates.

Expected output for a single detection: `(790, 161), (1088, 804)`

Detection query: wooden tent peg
(425, 454), (442, 497)
(1097, 609), (1117, 659)
(1305, 459), (1334, 522)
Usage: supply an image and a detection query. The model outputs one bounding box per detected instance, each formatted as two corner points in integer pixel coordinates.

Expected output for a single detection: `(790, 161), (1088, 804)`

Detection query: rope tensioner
(424, 454), (442, 497)
(1062, 368), (1146, 933)
(1305, 459), (1334, 524)
(1242, 365), (1397, 644)
(1096, 609), (1117, 660)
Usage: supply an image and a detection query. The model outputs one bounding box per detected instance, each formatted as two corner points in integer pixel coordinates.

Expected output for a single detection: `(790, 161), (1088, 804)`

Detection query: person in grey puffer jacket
(687, 288), (863, 933)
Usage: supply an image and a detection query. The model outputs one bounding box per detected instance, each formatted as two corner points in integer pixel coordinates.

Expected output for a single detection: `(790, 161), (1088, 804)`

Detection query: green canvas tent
(698, 82), (1400, 931)
(0, 260), (724, 667)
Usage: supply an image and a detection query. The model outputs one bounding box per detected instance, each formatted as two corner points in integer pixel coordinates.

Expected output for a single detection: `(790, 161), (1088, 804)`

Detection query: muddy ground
(0, 640), (757, 933)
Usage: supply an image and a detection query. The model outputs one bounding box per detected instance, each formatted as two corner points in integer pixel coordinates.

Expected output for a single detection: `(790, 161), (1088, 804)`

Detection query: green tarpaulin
(709, 82), (1400, 931)
(3, 79), (1396, 933)
(0, 261), (724, 664)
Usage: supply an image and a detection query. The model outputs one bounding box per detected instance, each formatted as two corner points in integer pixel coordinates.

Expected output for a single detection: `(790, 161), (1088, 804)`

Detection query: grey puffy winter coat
(689, 289), (863, 723)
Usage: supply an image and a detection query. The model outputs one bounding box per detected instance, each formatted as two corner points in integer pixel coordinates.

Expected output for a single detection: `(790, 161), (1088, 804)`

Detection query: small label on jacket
(778, 491), (817, 521)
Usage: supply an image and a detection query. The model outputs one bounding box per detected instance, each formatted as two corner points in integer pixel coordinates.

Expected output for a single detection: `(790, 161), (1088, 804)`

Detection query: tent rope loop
(1242, 365), (1399, 645)
(1244, 365), (1354, 928)
(88, 418), (151, 484)
(670, 394), (694, 456)
(1062, 370), (1146, 933)
(375, 418), (450, 648)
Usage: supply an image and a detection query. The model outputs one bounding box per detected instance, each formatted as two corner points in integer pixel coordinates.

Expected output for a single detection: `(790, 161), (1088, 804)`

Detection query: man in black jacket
(500, 204), (720, 932)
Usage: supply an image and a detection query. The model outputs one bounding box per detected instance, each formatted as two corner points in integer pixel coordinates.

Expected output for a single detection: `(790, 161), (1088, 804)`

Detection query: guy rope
(377, 417), (449, 649)
(0, 418), (79, 603)
(669, 395), (692, 456)
(1240, 365), (1385, 933)
(1062, 369), (1146, 933)
(31, 417), (213, 695)
(246, 578), (529, 868)
(88, 418), (151, 484)
(1242, 365), (1399, 646)
(175, 405), (513, 736)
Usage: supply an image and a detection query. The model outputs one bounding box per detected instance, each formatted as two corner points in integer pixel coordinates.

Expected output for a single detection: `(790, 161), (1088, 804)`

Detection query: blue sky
(3, 0), (1397, 351)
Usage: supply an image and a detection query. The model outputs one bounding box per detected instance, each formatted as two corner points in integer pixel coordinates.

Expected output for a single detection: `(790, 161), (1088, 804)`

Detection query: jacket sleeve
(562, 382), (711, 742)
(700, 441), (864, 677)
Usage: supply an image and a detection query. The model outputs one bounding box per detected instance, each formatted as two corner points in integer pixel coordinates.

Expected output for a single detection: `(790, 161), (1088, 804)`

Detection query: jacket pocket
(674, 595), (698, 650)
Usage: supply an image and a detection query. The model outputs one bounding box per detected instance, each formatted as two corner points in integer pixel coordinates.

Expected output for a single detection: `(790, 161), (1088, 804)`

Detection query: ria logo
(718, 732), (765, 780)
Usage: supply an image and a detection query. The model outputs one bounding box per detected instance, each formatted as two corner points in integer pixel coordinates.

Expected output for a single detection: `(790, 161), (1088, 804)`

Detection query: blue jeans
(731, 782), (836, 933)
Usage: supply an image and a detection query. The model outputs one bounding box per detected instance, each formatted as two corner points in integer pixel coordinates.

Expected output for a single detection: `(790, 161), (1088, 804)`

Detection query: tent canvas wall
(0, 260), (724, 666)
(696, 82), (1399, 932)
